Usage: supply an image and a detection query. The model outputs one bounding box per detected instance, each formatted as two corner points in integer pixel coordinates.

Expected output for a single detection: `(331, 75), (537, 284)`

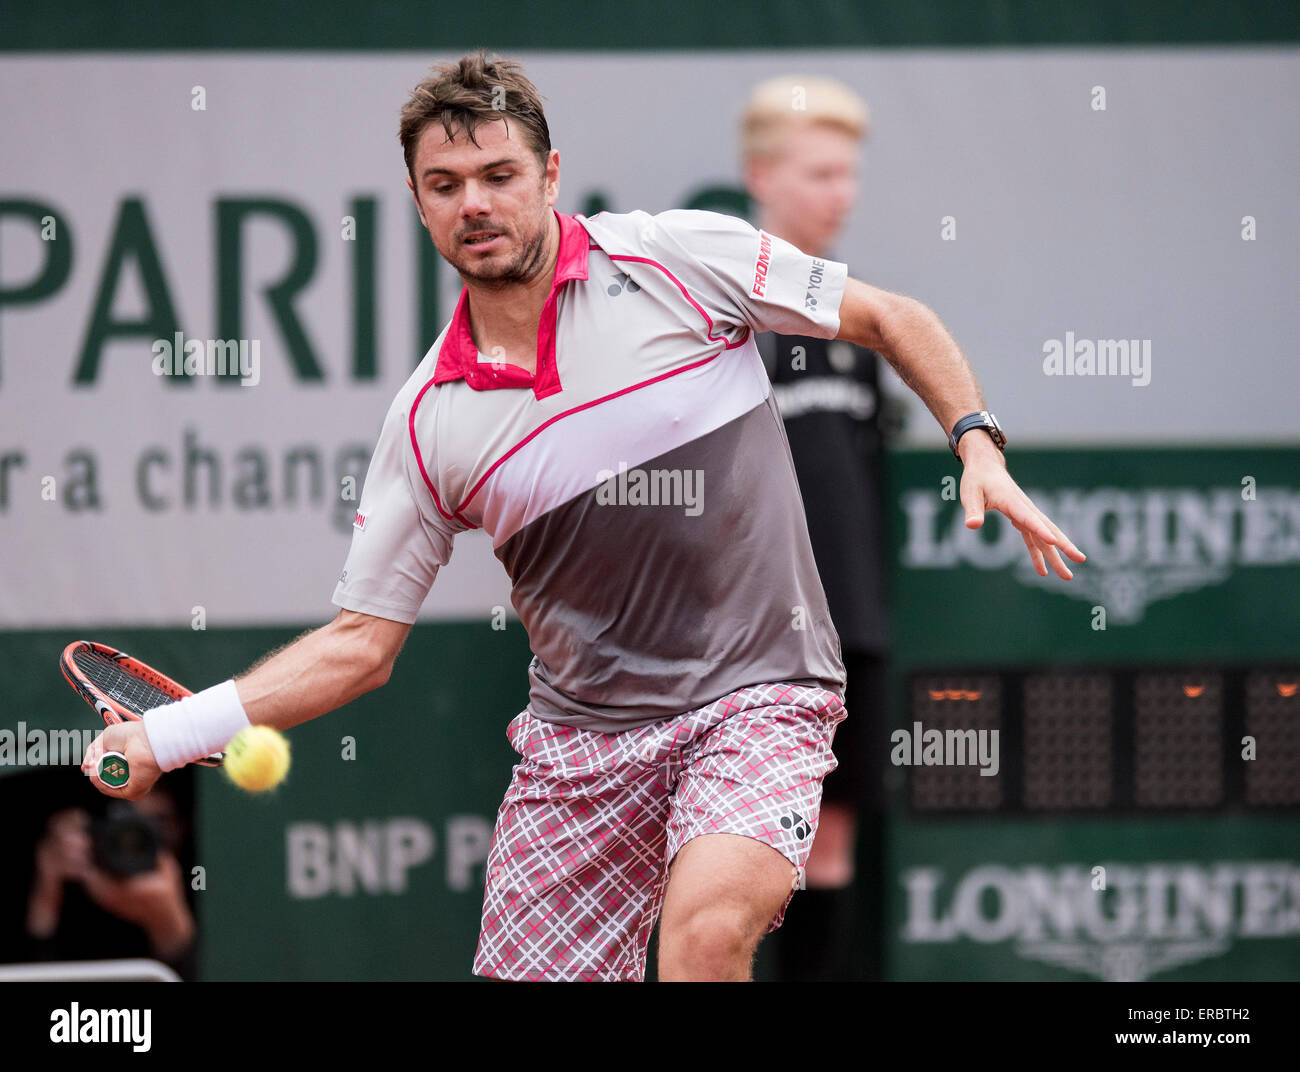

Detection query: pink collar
(431, 209), (590, 399)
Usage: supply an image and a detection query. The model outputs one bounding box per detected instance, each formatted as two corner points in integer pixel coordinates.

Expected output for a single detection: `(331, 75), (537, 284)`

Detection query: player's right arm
(235, 376), (454, 733)
(228, 608), (411, 731)
(85, 382), (455, 799)
(83, 610), (411, 800)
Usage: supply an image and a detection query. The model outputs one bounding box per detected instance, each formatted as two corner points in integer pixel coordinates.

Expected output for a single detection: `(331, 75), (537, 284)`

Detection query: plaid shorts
(472, 681), (847, 981)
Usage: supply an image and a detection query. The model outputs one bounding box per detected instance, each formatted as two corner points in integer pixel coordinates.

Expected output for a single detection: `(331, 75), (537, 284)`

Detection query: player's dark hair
(399, 49), (552, 178)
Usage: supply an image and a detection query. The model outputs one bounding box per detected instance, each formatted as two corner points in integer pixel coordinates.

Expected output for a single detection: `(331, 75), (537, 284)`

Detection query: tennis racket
(60, 641), (225, 786)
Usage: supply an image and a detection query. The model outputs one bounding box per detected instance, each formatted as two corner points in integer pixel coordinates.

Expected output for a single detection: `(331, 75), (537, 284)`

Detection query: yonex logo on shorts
(780, 811), (813, 839)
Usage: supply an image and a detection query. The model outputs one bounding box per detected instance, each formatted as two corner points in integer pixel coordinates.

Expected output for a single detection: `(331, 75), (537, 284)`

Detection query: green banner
(890, 814), (1300, 981)
(888, 447), (1300, 665)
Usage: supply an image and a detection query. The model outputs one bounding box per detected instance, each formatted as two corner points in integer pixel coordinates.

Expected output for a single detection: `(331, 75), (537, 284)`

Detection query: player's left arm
(835, 277), (1085, 580)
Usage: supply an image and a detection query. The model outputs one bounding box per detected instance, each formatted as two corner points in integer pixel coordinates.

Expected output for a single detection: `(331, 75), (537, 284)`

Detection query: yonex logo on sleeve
(751, 231), (773, 297)
(804, 259), (825, 309)
(353, 511), (368, 531)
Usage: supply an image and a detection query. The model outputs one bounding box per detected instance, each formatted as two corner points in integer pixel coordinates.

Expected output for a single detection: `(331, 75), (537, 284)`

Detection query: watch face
(988, 419), (1007, 447)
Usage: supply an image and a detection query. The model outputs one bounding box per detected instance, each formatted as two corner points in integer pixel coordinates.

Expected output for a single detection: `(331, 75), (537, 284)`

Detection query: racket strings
(72, 647), (179, 716)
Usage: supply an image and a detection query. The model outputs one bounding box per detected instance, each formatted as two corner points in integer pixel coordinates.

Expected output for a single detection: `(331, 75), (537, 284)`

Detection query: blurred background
(1, 2), (1296, 981)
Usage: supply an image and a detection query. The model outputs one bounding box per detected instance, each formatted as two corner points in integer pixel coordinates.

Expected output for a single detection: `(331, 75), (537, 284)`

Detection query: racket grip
(98, 751), (130, 788)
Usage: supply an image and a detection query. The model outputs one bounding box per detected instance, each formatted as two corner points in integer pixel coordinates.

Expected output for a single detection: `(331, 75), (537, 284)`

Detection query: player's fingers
(82, 725), (122, 774)
(1021, 503), (1079, 565)
(1001, 492), (1055, 545)
(1019, 497), (1086, 563)
(81, 734), (104, 776)
(94, 723), (137, 761)
(103, 722), (134, 749)
(1041, 538), (1074, 580)
(1021, 529), (1047, 577)
(1040, 513), (1087, 563)
(962, 480), (987, 529)
(82, 736), (134, 797)
(1019, 515), (1075, 580)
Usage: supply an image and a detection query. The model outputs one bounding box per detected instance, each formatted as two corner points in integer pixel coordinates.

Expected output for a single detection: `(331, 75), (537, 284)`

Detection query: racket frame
(59, 640), (224, 767)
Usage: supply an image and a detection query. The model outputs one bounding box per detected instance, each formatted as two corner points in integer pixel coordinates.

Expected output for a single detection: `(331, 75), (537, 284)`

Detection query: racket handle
(98, 751), (130, 789)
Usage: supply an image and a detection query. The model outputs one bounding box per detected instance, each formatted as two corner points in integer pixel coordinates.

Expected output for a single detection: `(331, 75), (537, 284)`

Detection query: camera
(91, 803), (161, 878)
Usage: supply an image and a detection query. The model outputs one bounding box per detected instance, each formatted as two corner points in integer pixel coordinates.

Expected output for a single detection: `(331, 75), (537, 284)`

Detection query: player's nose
(459, 179), (495, 217)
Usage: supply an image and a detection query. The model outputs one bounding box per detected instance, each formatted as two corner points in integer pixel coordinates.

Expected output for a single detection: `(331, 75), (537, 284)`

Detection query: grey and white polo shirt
(333, 207), (848, 732)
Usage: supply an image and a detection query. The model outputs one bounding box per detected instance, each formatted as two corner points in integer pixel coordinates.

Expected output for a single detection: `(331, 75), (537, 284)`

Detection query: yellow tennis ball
(223, 725), (290, 792)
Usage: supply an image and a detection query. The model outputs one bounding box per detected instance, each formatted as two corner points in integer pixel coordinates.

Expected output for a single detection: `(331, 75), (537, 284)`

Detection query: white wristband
(142, 679), (251, 771)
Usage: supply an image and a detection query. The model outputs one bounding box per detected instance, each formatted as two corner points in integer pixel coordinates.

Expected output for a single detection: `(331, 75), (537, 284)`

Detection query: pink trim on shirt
(408, 377), (475, 527)
(455, 350), (725, 513)
(409, 243), (753, 523)
(608, 254), (752, 352)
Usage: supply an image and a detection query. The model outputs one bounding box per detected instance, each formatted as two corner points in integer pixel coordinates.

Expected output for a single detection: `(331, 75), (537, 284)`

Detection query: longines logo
(901, 485), (1300, 623)
(902, 861), (1299, 982)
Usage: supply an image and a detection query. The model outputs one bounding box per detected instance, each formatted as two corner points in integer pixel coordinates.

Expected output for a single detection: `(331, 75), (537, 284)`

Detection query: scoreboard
(904, 666), (1300, 814)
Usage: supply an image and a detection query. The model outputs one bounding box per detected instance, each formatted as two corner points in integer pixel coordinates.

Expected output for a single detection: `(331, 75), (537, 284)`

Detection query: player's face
(407, 118), (559, 286)
(749, 123), (860, 255)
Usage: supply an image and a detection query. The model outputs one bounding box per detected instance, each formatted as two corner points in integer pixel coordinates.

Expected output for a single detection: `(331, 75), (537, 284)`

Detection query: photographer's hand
(26, 808), (92, 939)
(79, 850), (196, 959)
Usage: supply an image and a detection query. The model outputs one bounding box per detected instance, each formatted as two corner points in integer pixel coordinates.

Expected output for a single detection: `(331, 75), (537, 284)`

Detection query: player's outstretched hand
(958, 435), (1086, 580)
(81, 721), (162, 800)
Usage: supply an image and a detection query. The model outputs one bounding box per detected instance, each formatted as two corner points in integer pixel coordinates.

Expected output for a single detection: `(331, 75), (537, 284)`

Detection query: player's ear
(543, 149), (560, 207)
(407, 175), (429, 229)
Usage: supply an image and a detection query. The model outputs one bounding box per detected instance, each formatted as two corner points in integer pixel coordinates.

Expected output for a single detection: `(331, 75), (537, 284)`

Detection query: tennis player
(85, 50), (1085, 982)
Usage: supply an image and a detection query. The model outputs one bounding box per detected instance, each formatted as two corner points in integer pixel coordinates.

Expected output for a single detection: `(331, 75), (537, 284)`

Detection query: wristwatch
(948, 411), (1007, 457)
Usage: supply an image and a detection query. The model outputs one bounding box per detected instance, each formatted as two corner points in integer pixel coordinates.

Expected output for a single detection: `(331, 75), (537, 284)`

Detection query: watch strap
(948, 411), (1006, 456)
